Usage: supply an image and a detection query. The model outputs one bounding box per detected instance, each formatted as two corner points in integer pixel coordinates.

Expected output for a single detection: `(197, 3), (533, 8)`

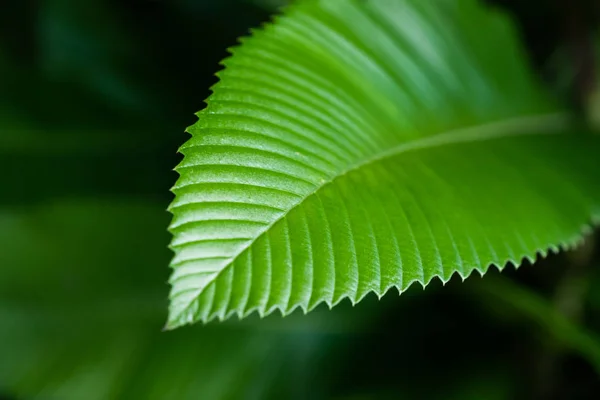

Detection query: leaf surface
(168, 0), (600, 327)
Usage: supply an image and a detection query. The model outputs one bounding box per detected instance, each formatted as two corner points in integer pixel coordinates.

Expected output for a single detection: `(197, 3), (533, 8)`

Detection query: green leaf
(168, 0), (600, 328)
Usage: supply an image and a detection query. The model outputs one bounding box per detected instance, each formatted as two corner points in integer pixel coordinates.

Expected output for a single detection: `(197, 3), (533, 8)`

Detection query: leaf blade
(168, 0), (600, 328)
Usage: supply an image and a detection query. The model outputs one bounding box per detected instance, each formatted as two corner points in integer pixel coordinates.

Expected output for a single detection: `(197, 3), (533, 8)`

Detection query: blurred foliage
(1, 0), (600, 399)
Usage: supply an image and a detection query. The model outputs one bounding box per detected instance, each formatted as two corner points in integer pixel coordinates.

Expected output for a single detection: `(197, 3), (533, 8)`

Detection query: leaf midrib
(173, 111), (568, 322)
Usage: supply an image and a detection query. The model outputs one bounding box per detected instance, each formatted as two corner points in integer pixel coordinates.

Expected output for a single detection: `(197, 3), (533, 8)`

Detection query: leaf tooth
(315, 187), (355, 306)
(243, 235), (272, 318)
(168, 202), (283, 232)
(169, 238), (254, 252)
(360, 166), (403, 293)
(169, 182), (301, 213)
(411, 159), (467, 280)
(265, 220), (293, 314)
(178, 144), (331, 183)
(197, 283), (216, 323)
(286, 203), (314, 313)
(406, 181), (445, 281)
(209, 267), (234, 322)
(169, 257), (231, 275)
(336, 176), (381, 302)
(304, 192), (336, 310)
(388, 163), (441, 285)
(170, 219), (270, 236)
(375, 166), (422, 291)
(167, 281), (208, 329)
(227, 250), (253, 320)
(169, 219), (267, 248)
(173, 163), (318, 193)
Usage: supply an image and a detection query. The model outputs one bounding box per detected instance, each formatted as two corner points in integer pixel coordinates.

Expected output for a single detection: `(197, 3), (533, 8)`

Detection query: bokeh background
(1, 0), (600, 399)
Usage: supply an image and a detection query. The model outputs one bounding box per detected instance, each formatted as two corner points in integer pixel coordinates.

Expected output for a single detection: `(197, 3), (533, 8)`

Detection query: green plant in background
(167, 0), (600, 328)
(3, 0), (600, 399)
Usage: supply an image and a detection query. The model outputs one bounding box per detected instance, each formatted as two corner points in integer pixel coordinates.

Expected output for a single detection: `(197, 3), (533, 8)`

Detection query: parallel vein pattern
(167, 0), (600, 328)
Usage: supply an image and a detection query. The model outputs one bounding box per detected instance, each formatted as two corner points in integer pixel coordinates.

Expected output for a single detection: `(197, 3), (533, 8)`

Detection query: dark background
(1, 0), (600, 399)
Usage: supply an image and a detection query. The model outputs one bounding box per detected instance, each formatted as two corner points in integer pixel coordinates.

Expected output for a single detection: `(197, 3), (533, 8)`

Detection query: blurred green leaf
(39, 0), (141, 110)
(475, 273), (600, 373)
(0, 200), (170, 309)
(0, 199), (358, 399)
